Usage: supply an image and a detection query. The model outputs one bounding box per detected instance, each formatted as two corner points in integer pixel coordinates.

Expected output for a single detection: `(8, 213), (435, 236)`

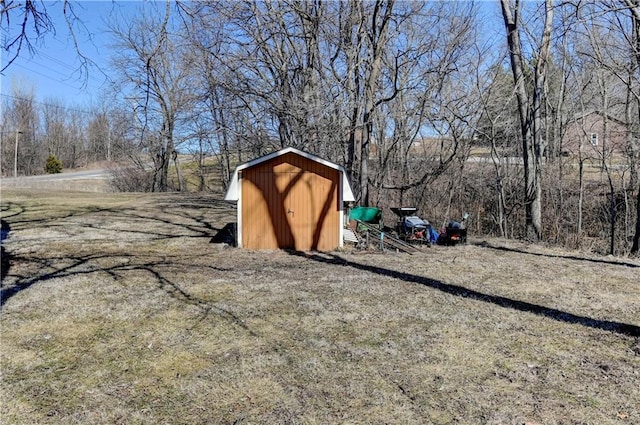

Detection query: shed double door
(241, 161), (339, 250)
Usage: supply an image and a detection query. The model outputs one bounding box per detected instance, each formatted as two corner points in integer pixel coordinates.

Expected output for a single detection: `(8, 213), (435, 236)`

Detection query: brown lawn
(1, 189), (639, 424)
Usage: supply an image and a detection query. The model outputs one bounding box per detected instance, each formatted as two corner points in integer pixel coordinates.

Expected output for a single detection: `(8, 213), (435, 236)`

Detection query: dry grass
(1, 189), (639, 424)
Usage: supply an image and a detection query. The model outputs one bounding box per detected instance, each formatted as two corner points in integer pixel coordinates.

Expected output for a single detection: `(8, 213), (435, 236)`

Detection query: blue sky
(1, 1), (506, 110)
(1, 1), (142, 108)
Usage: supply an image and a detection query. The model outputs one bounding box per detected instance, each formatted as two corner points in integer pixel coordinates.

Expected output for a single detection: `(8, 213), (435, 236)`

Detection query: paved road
(2, 168), (109, 183)
(466, 156), (524, 164)
(1, 168), (111, 192)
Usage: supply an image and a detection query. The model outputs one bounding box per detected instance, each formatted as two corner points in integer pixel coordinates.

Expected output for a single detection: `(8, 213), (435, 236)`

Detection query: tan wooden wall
(240, 153), (340, 250)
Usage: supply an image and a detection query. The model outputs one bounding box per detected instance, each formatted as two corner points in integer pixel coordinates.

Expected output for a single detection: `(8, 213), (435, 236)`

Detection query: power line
(0, 93), (97, 115)
(7, 55), (113, 91)
(23, 55), (78, 75)
(11, 63), (82, 88)
(37, 51), (83, 72)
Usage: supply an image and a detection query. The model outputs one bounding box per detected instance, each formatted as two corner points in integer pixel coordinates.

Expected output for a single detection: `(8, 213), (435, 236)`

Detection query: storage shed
(224, 147), (355, 251)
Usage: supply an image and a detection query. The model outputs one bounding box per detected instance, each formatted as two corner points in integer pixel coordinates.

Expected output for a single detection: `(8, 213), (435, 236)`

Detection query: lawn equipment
(437, 212), (469, 245)
(347, 206), (422, 253)
(390, 207), (436, 245)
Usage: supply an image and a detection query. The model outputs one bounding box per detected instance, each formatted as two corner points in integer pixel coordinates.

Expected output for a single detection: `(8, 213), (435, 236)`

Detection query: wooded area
(1, 0), (639, 255)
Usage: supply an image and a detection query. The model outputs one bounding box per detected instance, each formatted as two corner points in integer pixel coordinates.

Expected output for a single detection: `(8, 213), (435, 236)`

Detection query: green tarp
(349, 207), (382, 224)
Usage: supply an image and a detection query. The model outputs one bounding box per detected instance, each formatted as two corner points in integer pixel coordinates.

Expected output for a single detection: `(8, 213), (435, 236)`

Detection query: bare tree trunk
(601, 113), (617, 255)
(343, 0), (364, 202)
(531, 0), (553, 240)
(578, 142), (584, 236)
(623, 0), (640, 254)
(500, 0), (552, 241)
(500, 0), (534, 238)
(159, 118), (173, 192)
(197, 139), (206, 192)
(360, 0), (394, 207)
(632, 181), (640, 254)
(490, 135), (507, 238)
(172, 149), (185, 191)
(606, 173), (617, 255)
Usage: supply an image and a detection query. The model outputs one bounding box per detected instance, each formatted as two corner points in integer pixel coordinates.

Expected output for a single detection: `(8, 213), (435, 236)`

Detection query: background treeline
(1, 0), (639, 255)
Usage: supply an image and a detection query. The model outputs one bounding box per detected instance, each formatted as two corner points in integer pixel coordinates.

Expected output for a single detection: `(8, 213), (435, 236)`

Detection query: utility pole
(0, 124), (3, 176)
(107, 118), (112, 162)
(14, 129), (22, 178)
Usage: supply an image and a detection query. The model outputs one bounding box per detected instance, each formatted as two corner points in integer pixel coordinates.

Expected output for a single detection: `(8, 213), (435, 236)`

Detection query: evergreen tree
(44, 154), (63, 174)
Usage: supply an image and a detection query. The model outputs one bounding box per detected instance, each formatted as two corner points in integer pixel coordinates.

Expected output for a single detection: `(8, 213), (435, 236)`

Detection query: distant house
(224, 147), (355, 251)
(562, 111), (629, 157)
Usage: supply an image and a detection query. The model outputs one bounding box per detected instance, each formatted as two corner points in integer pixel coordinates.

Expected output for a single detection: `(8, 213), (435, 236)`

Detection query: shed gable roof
(224, 147), (355, 202)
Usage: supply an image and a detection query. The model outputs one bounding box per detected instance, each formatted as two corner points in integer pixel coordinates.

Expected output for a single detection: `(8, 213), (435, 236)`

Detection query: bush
(44, 155), (63, 174)
(108, 166), (153, 192)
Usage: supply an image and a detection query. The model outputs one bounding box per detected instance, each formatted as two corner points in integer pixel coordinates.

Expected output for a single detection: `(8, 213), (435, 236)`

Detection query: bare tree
(87, 110), (113, 163)
(110, 2), (196, 192)
(621, 0), (640, 254)
(474, 56), (522, 238)
(1, 0), (98, 85)
(357, 0), (395, 207)
(327, 1), (478, 206)
(374, 2), (478, 207)
(210, 0), (335, 155)
(1, 87), (40, 176)
(500, 0), (554, 241)
(569, 0), (640, 254)
(41, 99), (86, 168)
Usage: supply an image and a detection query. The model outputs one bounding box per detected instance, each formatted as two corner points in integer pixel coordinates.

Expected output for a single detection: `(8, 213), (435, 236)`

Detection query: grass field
(1, 189), (639, 424)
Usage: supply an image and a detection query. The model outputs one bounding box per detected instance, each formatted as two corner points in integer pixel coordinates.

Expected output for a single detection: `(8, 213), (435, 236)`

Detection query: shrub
(44, 154), (63, 174)
(108, 166), (153, 192)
